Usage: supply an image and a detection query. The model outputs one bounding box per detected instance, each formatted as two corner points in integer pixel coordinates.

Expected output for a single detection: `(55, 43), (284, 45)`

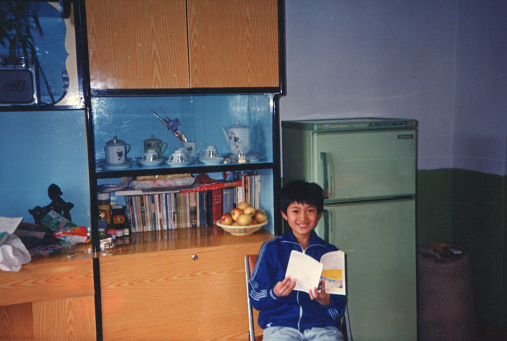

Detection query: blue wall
(0, 110), (90, 226)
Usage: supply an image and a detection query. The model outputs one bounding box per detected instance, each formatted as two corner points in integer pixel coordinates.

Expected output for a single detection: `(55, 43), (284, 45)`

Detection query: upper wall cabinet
(86, 0), (189, 89)
(187, 0), (279, 88)
(86, 0), (279, 90)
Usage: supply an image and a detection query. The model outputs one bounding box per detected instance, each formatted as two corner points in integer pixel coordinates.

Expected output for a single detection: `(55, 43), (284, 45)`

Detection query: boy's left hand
(309, 279), (331, 306)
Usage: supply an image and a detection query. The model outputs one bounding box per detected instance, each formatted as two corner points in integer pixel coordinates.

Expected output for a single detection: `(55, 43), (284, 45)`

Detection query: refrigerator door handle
(320, 152), (335, 199)
(322, 208), (334, 243)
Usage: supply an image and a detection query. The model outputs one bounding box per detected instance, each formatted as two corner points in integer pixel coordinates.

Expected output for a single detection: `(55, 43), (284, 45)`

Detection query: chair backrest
(245, 254), (352, 341)
(245, 254), (260, 341)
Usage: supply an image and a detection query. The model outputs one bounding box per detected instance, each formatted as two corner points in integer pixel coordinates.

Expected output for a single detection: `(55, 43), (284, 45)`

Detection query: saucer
(99, 159), (135, 170)
(166, 159), (192, 167)
(138, 158), (165, 167)
(199, 156), (225, 165)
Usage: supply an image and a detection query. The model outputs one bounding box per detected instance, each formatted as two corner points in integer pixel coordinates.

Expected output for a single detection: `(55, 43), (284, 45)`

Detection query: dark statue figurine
(29, 184), (75, 224)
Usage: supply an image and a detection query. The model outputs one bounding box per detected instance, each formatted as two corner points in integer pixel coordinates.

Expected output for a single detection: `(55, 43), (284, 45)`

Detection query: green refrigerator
(282, 118), (418, 341)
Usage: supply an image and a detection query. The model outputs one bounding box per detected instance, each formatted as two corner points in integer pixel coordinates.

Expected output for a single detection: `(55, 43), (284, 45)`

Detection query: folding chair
(245, 254), (352, 341)
(245, 254), (263, 341)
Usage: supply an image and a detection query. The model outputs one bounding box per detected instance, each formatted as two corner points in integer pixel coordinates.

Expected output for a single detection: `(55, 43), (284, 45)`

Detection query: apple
(237, 213), (253, 226)
(250, 219), (258, 225)
(254, 209), (267, 223)
(220, 212), (233, 225)
(243, 205), (256, 215)
(232, 221), (240, 226)
(231, 208), (243, 221)
(237, 201), (250, 210)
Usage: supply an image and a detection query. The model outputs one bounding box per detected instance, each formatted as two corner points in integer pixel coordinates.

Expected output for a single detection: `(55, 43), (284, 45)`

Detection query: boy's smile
(282, 202), (322, 247)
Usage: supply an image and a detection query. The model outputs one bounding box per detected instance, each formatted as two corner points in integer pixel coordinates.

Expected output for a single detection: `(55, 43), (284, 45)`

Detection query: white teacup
(169, 149), (189, 164)
(201, 145), (218, 158)
(182, 141), (201, 157)
(142, 149), (159, 163)
(176, 147), (189, 157)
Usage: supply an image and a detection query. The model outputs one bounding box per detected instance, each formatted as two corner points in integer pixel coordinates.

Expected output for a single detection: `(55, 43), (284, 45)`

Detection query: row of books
(120, 173), (261, 232)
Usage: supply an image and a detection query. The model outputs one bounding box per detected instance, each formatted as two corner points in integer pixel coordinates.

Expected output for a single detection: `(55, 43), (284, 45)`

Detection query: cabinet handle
(192, 254), (198, 260)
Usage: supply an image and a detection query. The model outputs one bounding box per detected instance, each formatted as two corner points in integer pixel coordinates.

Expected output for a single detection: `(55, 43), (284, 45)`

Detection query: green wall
(417, 169), (507, 327)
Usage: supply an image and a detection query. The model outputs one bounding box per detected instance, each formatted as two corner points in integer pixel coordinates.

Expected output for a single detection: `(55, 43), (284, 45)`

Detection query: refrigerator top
(281, 117), (418, 132)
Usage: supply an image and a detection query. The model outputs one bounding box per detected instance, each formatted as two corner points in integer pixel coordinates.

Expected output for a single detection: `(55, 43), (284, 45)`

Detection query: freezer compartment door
(313, 129), (416, 202)
(316, 199), (417, 341)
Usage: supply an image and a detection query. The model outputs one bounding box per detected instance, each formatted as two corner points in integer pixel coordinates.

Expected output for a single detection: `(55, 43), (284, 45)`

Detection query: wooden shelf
(97, 226), (272, 257)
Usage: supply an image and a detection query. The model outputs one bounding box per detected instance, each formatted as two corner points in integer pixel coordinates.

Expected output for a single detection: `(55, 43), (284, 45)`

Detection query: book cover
(211, 189), (223, 227)
(285, 250), (346, 295)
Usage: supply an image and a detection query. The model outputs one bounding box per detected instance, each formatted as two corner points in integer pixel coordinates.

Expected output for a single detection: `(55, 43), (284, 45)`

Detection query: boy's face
(281, 201), (322, 240)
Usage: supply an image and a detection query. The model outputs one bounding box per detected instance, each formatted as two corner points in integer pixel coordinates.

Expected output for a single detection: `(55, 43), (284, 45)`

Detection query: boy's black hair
(280, 180), (325, 214)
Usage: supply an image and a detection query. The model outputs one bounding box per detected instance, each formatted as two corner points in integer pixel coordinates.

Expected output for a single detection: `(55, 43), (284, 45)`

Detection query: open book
(285, 250), (346, 295)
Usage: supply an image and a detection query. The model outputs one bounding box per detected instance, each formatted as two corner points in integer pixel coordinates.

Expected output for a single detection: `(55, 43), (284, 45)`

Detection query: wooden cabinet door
(86, 0), (189, 89)
(187, 0), (279, 88)
(0, 258), (96, 340)
(100, 242), (265, 340)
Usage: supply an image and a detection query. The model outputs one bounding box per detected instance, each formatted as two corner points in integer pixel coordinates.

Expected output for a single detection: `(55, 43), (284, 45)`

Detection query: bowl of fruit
(217, 202), (268, 236)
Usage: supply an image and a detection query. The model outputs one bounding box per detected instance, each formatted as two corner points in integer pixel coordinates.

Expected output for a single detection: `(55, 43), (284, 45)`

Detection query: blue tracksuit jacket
(248, 230), (347, 331)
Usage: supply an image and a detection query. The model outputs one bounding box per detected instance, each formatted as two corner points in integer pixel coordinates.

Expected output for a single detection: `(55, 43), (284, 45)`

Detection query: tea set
(100, 120), (253, 170)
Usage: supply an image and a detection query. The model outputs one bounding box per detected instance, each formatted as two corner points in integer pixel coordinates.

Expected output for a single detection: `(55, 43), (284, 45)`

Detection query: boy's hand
(310, 279), (331, 306)
(273, 276), (297, 297)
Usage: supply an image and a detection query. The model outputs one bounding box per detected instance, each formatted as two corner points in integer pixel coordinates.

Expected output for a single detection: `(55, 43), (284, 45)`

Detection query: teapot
(221, 121), (250, 155)
(144, 134), (168, 157)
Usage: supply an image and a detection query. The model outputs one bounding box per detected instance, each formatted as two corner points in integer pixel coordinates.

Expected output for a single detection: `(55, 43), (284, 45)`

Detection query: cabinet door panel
(86, 0), (189, 89)
(100, 242), (265, 340)
(188, 0), (279, 88)
(33, 296), (96, 340)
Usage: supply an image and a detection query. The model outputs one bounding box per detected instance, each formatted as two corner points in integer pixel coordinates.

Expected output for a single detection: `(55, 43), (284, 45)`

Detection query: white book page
(285, 250), (323, 293)
(0, 216), (23, 234)
(321, 250), (346, 295)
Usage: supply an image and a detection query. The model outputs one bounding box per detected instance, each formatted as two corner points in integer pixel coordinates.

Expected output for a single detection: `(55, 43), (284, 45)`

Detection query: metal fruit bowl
(216, 220), (268, 236)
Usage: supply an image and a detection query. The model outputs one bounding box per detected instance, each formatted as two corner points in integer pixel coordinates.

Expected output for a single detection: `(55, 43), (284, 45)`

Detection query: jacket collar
(282, 229), (326, 251)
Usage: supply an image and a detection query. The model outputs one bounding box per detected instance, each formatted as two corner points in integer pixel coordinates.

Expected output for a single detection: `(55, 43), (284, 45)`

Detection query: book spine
(140, 195), (148, 232)
(205, 191), (212, 226)
(222, 187), (235, 213)
(211, 188), (223, 226)
(254, 173), (261, 209)
(134, 196), (141, 232)
(180, 181), (242, 193)
(150, 195), (156, 231)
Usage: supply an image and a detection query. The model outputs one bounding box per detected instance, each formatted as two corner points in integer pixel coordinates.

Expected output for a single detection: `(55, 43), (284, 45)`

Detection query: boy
(249, 180), (347, 341)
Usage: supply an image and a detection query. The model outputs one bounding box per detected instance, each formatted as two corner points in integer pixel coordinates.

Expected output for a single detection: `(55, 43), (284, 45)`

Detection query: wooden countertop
(98, 226), (274, 257)
(0, 226), (273, 307)
(10, 226), (273, 266)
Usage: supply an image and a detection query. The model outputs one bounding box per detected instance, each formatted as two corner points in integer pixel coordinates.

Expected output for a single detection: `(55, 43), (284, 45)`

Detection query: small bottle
(98, 192), (111, 235)
(98, 192), (111, 224)
(112, 205), (126, 239)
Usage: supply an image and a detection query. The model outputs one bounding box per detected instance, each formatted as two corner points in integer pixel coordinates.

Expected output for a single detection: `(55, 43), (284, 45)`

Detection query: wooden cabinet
(187, 0), (279, 88)
(86, 0), (189, 89)
(0, 248), (96, 340)
(98, 228), (272, 340)
(86, 0), (279, 90)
